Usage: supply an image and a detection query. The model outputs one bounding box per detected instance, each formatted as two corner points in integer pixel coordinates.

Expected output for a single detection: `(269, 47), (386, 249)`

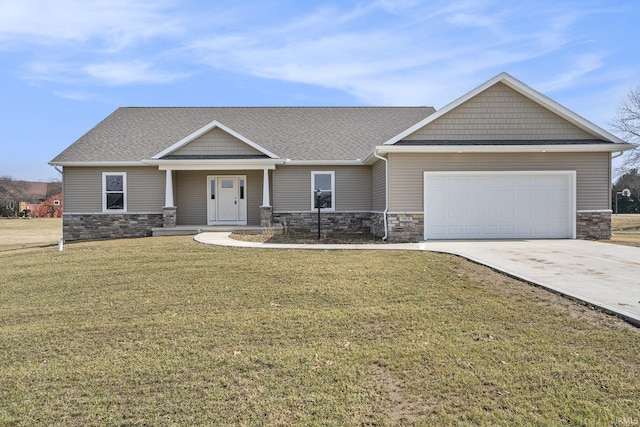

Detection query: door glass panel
(222, 179), (234, 188)
(210, 179), (216, 199)
(240, 179), (245, 199)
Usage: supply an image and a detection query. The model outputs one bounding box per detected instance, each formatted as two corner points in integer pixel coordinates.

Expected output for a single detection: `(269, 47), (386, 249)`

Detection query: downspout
(612, 151), (624, 159)
(51, 165), (64, 251)
(373, 150), (389, 241)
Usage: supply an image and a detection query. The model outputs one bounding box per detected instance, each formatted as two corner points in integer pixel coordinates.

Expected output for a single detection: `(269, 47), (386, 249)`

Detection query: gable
(169, 127), (265, 157)
(403, 82), (597, 142)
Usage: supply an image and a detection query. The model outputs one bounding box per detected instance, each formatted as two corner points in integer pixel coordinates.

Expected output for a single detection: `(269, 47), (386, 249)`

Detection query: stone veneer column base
(576, 210), (611, 240)
(163, 206), (177, 228)
(260, 206), (273, 227)
(63, 213), (164, 241)
(386, 214), (424, 243)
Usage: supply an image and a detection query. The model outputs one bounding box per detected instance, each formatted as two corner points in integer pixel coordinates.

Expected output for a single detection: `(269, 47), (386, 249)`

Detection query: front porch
(152, 224), (283, 237)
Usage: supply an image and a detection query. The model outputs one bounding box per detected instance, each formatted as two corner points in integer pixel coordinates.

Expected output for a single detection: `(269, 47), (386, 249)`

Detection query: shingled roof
(51, 107), (435, 163)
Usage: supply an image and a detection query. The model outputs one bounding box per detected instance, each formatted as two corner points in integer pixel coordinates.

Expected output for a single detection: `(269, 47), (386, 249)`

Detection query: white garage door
(424, 171), (576, 240)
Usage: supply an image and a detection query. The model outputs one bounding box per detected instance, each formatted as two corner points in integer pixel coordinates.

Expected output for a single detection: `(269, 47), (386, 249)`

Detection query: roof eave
(282, 159), (364, 166)
(373, 143), (635, 156)
(48, 161), (147, 167)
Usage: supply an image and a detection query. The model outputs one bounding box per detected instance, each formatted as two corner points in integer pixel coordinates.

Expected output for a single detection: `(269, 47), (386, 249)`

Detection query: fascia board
(48, 161), (147, 167)
(383, 72), (628, 146)
(151, 120), (279, 160)
(375, 143), (635, 154)
(146, 159), (283, 171)
(282, 160), (364, 166)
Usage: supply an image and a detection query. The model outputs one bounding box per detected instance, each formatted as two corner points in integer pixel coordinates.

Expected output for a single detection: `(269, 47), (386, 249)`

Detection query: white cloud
(1, 0), (625, 105)
(0, 0), (181, 50)
(536, 53), (606, 92)
(52, 90), (94, 101)
(185, 1), (607, 105)
(374, 0), (420, 14)
(83, 61), (190, 85)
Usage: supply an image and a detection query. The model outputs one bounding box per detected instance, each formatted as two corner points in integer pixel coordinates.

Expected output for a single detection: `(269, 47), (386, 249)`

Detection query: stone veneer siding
(274, 212), (372, 235)
(63, 213), (164, 241)
(576, 210), (611, 240)
(380, 211), (611, 242)
(386, 214), (424, 243)
(370, 212), (386, 238)
(163, 207), (177, 228)
(260, 206), (273, 227)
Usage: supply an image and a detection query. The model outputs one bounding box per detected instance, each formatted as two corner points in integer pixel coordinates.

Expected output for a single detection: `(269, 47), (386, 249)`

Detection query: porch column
(163, 169), (177, 228)
(261, 168), (271, 207)
(164, 169), (175, 207)
(260, 168), (272, 227)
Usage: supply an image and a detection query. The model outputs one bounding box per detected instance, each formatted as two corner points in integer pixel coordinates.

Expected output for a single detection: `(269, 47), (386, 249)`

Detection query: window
(311, 171), (335, 211)
(103, 172), (127, 212)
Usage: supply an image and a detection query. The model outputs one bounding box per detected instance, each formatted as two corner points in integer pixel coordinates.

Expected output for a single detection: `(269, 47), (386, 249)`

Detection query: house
(49, 73), (633, 242)
(0, 180), (61, 217)
(29, 192), (63, 218)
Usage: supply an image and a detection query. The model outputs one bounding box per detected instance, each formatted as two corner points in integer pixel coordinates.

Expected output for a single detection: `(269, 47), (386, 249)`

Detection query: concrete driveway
(420, 239), (640, 326)
(195, 233), (640, 326)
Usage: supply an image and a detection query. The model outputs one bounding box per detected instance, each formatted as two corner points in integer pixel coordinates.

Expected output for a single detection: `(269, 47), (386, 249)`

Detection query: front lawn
(611, 214), (640, 247)
(0, 218), (62, 252)
(1, 237), (638, 425)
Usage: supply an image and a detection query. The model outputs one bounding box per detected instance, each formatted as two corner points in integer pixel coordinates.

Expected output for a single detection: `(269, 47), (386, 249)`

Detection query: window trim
(311, 171), (335, 211)
(102, 172), (127, 212)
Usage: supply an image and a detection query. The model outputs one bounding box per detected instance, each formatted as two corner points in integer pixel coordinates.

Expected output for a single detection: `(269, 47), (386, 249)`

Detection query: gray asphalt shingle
(51, 107), (435, 163)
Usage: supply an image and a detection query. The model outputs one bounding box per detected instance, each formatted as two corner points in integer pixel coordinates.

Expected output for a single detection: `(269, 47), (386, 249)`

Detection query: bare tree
(0, 176), (28, 217)
(612, 86), (640, 171)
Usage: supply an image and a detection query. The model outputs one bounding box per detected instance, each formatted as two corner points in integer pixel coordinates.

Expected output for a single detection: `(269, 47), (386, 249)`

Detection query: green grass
(1, 237), (639, 425)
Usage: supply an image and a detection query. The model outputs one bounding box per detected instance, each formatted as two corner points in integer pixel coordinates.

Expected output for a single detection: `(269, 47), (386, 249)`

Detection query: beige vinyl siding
(172, 127), (264, 156)
(175, 171), (206, 225)
(273, 165), (371, 211)
(404, 83), (597, 141)
(388, 152), (610, 211)
(175, 170), (263, 225)
(371, 160), (386, 211)
(63, 167), (165, 212)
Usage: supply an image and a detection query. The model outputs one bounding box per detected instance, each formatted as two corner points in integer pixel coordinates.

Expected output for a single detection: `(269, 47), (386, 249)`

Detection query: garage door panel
(424, 171), (575, 240)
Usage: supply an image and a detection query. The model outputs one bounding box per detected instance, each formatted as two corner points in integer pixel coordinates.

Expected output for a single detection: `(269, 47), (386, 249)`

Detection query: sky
(0, 0), (638, 182)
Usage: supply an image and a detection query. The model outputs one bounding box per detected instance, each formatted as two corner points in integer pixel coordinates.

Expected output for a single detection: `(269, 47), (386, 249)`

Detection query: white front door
(207, 176), (247, 225)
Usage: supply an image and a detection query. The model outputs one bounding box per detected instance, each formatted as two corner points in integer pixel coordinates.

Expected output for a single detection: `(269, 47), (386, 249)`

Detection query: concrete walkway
(194, 233), (640, 326)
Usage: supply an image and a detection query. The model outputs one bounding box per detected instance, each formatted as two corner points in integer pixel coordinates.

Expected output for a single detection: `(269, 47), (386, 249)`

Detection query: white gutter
(48, 161), (146, 167)
(373, 150), (389, 241)
(144, 159), (284, 171)
(375, 143), (635, 155)
(283, 159), (363, 166)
